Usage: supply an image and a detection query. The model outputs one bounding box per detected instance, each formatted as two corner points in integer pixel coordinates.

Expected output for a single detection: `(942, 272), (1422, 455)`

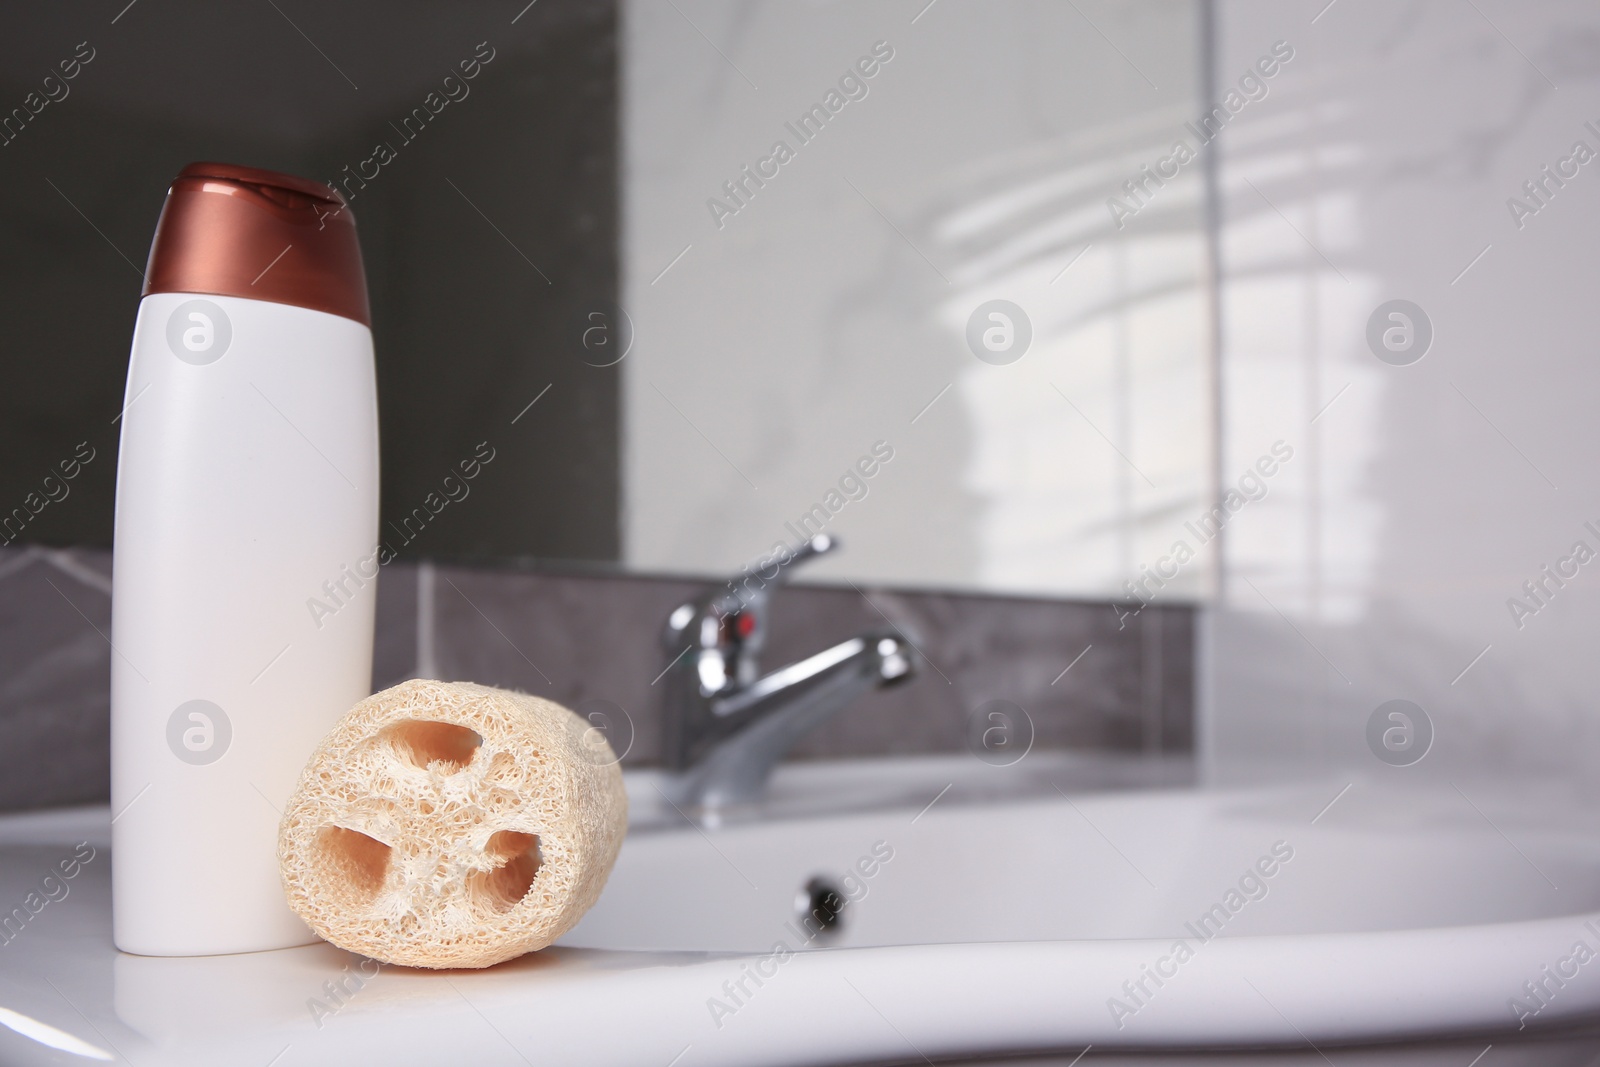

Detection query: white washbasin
(573, 769), (1600, 952)
(1, 757), (1596, 1065)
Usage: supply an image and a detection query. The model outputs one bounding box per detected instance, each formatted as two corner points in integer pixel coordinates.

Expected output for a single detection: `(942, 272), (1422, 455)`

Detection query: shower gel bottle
(111, 163), (379, 955)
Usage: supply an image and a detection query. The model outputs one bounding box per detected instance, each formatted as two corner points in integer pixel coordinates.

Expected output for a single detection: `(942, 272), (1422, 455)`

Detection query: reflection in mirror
(624, 0), (1214, 599)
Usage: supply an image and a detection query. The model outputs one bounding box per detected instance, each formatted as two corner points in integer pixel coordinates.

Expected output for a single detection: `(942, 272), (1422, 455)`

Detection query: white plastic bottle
(111, 162), (379, 955)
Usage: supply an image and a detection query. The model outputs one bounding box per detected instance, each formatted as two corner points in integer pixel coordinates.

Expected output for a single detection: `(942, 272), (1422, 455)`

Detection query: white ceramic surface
(0, 759), (1594, 1065)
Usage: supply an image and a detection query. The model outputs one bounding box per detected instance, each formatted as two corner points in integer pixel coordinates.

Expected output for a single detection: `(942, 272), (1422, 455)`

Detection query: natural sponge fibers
(278, 679), (627, 969)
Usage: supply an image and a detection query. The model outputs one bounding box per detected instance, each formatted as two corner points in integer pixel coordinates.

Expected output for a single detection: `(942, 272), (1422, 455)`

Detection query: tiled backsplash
(0, 546), (1193, 812)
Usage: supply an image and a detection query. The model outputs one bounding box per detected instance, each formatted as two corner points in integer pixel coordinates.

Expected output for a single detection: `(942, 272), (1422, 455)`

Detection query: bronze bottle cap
(142, 162), (371, 327)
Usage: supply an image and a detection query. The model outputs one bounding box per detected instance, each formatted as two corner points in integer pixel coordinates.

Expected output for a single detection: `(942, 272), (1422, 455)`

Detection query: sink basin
(573, 768), (1600, 954)
(1, 757), (1597, 1066)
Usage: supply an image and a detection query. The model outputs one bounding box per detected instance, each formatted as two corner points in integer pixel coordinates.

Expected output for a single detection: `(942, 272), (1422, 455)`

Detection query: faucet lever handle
(661, 534), (839, 661)
(743, 534), (834, 663)
(743, 533), (834, 592)
(727, 533), (835, 623)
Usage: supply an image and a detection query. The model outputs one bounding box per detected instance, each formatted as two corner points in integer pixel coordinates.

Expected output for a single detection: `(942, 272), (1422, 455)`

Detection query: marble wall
(1204, 0), (1600, 790)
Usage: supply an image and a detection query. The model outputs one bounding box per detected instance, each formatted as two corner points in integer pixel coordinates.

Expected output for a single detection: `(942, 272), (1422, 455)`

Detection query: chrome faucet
(658, 534), (915, 809)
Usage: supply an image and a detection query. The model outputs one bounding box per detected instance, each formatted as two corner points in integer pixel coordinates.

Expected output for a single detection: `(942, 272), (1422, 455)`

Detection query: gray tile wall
(0, 546), (1192, 812)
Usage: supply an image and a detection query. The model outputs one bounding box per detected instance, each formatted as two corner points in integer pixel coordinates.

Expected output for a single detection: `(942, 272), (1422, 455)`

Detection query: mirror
(622, 0), (1214, 598)
(1, 0), (1213, 602)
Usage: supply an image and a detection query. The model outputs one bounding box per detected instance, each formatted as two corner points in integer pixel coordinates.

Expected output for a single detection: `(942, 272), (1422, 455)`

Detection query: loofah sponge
(277, 679), (628, 969)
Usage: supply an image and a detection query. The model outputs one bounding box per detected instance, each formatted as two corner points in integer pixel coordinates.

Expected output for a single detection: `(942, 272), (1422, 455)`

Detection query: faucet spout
(674, 633), (912, 809)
